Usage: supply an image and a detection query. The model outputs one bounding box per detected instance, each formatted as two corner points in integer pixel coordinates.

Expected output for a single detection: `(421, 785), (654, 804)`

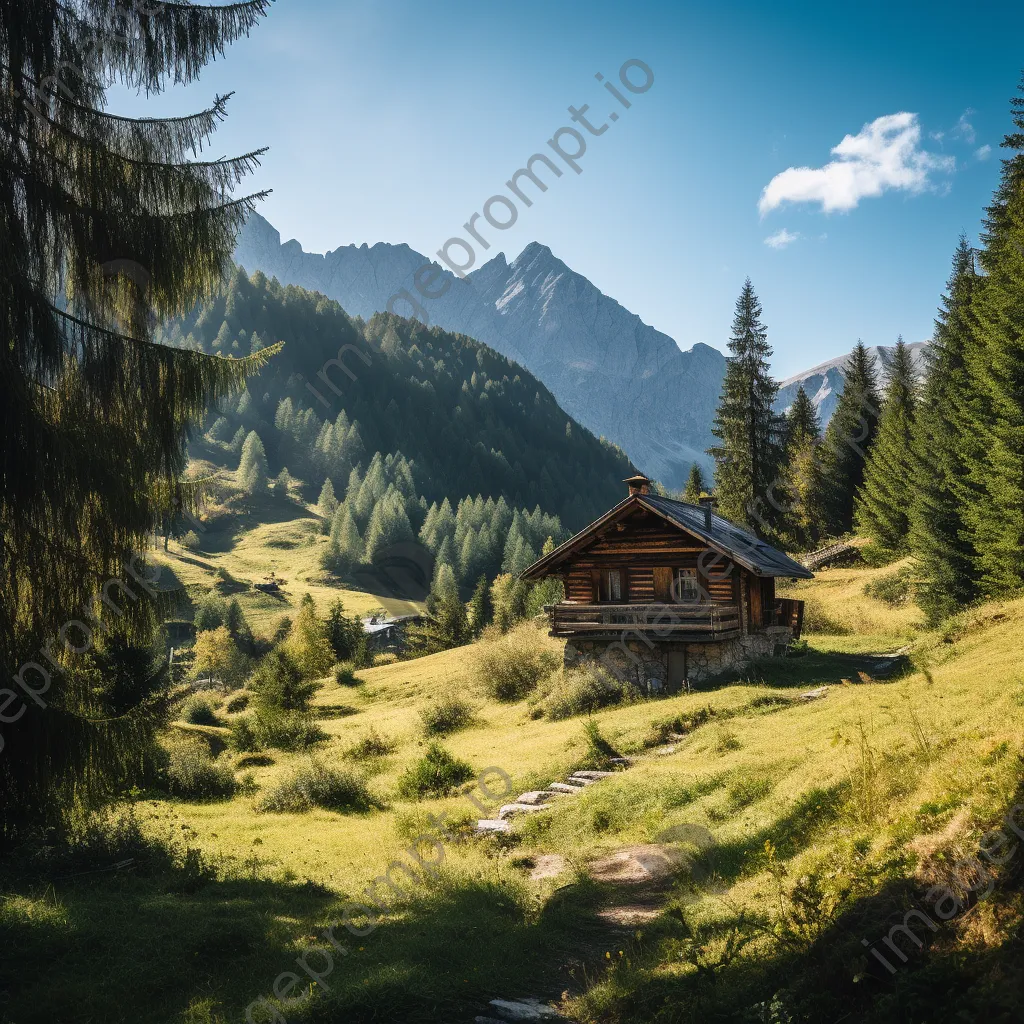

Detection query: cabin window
(604, 569), (623, 602)
(674, 568), (700, 604)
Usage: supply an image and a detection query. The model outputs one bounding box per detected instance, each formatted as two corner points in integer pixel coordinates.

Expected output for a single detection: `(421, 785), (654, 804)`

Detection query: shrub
(372, 652), (398, 667)
(334, 662), (361, 687)
(643, 705), (717, 747)
(257, 761), (375, 813)
(181, 530), (202, 551)
(476, 622), (559, 701)
(345, 728), (396, 760)
(864, 565), (918, 607)
(164, 739), (236, 799)
(180, 693), (220, 726)
(543, 662), (640, 721)
(397, 742), (474, 799)
(228, 710), (326, 753)
(250, 648), (318, 712)
(193, 592), (227, 631)
(575, 719), (622, 771)
(420, 694), (473, 736)
(225, 692), (250, 713)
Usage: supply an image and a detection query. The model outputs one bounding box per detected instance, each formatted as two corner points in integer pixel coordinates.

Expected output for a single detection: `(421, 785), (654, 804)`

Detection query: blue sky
(112, 0), (1024, 377)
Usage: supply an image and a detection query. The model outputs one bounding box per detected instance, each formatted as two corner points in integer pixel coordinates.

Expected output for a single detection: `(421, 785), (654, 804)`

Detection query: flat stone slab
(571, 770), (615, 780)
(514, 791), (553, 805)
(488, 997), (564, 1020)
(475, 819), (510, 834)
(498, 803), (549, 820)
(546, 782), (582, 794)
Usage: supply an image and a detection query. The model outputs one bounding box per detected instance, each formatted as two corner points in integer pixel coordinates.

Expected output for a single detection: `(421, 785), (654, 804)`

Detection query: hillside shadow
(715, 647), (913, 691)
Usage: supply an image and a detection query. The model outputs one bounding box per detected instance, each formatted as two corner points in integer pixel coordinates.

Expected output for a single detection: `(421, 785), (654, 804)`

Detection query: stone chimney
(624, 474), (651, 496)
(698, 495), (717, 531)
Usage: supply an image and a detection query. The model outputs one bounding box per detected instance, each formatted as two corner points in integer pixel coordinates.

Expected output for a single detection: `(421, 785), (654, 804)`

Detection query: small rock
(488, 996), (563, 1020)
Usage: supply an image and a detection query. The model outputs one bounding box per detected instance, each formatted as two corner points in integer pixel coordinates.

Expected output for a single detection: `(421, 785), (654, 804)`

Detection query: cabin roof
(520, 493), (814, 581)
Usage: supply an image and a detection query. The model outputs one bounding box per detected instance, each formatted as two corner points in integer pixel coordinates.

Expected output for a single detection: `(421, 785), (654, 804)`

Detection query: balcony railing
(548, 602), (742, 640)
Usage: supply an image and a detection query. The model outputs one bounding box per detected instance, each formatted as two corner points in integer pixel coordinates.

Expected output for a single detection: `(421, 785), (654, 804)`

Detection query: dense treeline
(158, 267), (635, 530)
(710, 74), (1024, 626)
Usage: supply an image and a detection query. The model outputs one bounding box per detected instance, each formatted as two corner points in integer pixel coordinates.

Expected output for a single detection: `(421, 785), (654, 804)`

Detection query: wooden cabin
(519, 474), (812, 690)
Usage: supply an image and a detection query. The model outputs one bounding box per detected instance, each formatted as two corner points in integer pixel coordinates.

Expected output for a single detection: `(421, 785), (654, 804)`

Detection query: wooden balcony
(548, 602), (742, 640)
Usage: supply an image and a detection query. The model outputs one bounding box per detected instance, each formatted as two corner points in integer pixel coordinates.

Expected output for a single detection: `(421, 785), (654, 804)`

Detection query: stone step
(609, 757), (632, 766)
(475, 819), (510, 834)
(514, 790), (553, 805)
(545, 782), (582, 794)
(498, 803), (549, 820)
(487, 997), (565, 1020)
(570, 770), (615, 780)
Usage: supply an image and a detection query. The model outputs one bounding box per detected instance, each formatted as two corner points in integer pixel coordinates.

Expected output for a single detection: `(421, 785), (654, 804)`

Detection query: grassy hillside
(2, 555), (1023, 1023)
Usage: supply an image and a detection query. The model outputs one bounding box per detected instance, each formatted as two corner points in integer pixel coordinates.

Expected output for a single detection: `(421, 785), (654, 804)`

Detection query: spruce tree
(961, 77), (1024, 596)
(682, 463), (707, 504)
(0, 0), (274, 841)
(238, 430), (269, 494)
(818, 342), (882, 536)
(780, 385), (823, 547)
(468, 575), (493, 635)
(909, 238), (983, 622)
(709, 280), (786, 536)
(317, 477), (338, 526)
(854, 338), (918, 556)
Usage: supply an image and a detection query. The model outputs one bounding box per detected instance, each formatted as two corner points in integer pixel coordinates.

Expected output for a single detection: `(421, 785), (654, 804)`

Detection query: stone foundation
(564, 627), (793, 692)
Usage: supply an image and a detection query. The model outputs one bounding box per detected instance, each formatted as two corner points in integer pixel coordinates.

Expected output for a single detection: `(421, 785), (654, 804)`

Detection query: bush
(164, 739), (236, 799)
(228, 710), (326, 753)
(864, 565), (917, 607)
(476, 622), (559, 702)
(257, 761), (375, 813)
(420, 694), (473, 736)
(397, 742), (474, 799)
(194, 592), (227, 631)
(225, 692), (250, 714)
(543, 662), (640, 721)
(345, 728), (396, 760)
(250, 648), (318, 712)
(180, 693), (220, 726)
(575, 719), (622, 771)
(643, 705), (717, 747)
(372, 652), (398, 666)
(181, 530), (202, 552)
(334, 662), (361, 687)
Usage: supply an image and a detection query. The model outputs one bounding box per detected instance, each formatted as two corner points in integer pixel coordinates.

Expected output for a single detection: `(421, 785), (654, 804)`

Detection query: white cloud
(758, 113), (955, 215)
(976, 144), (993, 161)
(952, 109), (976, 144)
(764, 228), (800, 249)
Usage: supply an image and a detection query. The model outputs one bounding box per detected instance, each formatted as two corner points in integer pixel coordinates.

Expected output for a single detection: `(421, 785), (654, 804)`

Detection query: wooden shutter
(749, 574), (762, 627)
(590, 568), (601, 602)
(653, 567), (673, 601)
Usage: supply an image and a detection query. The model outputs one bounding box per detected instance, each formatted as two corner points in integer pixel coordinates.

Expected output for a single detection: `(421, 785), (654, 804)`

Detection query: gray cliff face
(234, 214), (725, 489)
(774, 341), (930, 425)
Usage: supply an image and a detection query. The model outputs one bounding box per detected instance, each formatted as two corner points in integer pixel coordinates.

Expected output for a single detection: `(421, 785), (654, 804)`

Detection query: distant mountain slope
(775, 341), (930, 425)
(234, 213), (726, 488)
(159, 267), (635, 529)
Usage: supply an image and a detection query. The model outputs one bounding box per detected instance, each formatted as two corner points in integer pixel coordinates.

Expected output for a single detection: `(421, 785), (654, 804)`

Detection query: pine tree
(818, 342), (882, 537)
(238, 430), (269, 494)
(854, 339), (918, 556)
(287, 594), (335, 679)
(468, 575), (493, 635)
(317, 478), (338, 525)
(362, 490), (414, 563)
(0, 0), (274, 841)
(409, 563), (471, 654)
(682, 463), (707, 504)
(709, 280), (786, 536)
(961, 77), (1024, 597)
(779, 385), (823, 547)
(909, 238), (983, 622)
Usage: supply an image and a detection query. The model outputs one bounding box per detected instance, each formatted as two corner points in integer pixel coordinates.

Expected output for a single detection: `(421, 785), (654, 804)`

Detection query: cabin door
(667, 650), (687, 693)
